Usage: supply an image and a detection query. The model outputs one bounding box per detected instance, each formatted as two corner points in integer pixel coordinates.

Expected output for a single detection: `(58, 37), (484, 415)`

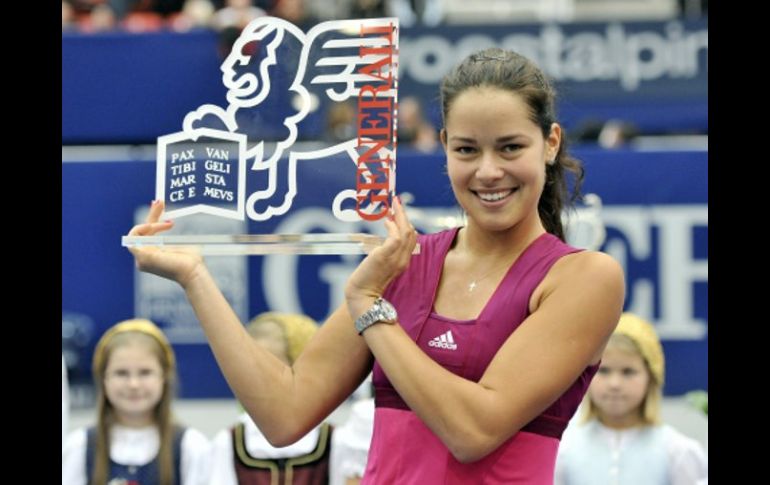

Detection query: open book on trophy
(122, 17), (414, 255)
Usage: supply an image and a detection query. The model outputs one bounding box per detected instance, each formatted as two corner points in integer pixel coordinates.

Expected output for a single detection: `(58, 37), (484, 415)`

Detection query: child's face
(104, 343), (165, 425)
(588, 347), (650, 428)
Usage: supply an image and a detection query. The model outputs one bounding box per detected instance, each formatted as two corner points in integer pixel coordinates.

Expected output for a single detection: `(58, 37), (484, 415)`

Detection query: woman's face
(442, 87), (559, 234)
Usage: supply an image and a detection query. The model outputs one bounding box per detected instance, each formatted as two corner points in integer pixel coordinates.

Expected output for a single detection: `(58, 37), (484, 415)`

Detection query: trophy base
(122, 233), (421, 255)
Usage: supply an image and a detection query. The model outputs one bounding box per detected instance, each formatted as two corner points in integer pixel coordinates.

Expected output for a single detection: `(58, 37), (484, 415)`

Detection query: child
(554, 313), (707, 485)
(62, 319), (211, 485)
(208, 312), (333, 485)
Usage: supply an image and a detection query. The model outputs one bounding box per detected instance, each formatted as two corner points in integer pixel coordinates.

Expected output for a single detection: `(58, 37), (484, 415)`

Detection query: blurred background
(62, 0), (707, 446)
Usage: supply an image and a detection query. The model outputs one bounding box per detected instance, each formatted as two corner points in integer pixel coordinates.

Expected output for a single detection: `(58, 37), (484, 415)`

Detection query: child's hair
(247, 312), (318, 364)
(90, 319), (178, 485)
(583, 313), (665, 426)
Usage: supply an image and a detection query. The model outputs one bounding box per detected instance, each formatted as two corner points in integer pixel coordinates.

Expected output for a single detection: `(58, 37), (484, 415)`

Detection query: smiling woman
(442, 86), (560, 236)
(126, 47), (625, 484)
(62, 319), (211, 485)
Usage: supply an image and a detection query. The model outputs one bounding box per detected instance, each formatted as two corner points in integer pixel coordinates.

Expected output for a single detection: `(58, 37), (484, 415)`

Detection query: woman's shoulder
(550, 249), (624, 290)
(416, 227), (458, 248)
(407, 227), (459, 269)
(559, 248), (621, 269)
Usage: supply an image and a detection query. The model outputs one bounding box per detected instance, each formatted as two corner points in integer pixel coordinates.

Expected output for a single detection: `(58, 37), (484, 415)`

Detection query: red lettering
(356, 192), (391, 221)
(357, 165), (390, 187)
(358, 84), (391, 103)
(358, 86), (392, 130)
(359, 23), (394, 40)
(358, 48), (393, 84)
(354, 21), (397, 223)
(356, 141), (390, 164)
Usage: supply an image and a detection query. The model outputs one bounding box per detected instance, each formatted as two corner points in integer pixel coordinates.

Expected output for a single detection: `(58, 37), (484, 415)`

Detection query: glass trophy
(122, 17), (416, 255)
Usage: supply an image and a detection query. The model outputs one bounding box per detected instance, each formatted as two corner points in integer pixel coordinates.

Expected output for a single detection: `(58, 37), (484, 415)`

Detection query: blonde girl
(555, 313), (708, 485)
(62, 319), (210, 485)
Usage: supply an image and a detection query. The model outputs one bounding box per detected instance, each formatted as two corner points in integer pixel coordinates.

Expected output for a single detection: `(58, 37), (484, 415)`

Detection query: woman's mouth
(472, 188), (517, 203)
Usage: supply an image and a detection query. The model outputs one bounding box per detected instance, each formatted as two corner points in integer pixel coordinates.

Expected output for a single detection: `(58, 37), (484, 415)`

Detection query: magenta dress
(361, 228), (599, 484)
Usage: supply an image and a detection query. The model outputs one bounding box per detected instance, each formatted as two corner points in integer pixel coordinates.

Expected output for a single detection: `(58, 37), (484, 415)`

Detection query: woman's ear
(546, 123), (562, 161)
(439, 128), (448, 152)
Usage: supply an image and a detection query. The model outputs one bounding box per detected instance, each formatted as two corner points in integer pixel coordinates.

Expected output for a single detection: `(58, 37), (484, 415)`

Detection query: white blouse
(555, 419), (708, 485)
(62, 424), (210, 485)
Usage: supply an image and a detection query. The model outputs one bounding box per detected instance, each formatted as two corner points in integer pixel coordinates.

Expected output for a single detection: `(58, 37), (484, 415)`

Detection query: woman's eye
(501, 144), (521, 152)
(455, 146), (475, 154)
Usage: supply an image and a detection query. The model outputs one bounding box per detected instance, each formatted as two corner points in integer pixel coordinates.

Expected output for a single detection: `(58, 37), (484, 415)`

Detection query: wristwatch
(354, 297), (398, 335)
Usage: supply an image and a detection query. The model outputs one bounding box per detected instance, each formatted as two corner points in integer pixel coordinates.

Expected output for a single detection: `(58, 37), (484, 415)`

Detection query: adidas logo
(428, 330), (457, 351)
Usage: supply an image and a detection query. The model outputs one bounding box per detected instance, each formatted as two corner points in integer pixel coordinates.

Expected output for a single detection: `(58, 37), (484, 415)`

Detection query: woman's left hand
(345, 197), (417, 320)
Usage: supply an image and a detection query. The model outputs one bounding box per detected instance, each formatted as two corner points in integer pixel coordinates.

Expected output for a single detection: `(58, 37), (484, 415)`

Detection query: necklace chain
(467, 263), (509, 292)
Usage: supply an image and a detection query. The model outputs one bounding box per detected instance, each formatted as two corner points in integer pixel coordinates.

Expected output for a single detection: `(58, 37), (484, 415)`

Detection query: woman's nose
(475, 151), (504, 181)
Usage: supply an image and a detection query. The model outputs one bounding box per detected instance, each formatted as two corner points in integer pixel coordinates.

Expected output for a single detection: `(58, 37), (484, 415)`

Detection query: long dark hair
(439, 48), (584, 240)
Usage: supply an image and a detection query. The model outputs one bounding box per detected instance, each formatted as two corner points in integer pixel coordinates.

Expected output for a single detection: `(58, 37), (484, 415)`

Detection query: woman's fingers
(147, 199), (165, 223)
(127, 201), (174, 237)
(126, 201), (174, 260)
(128, 220), (174, 237)
(393, 196), (416, 251)
(377, 196), (416, 272)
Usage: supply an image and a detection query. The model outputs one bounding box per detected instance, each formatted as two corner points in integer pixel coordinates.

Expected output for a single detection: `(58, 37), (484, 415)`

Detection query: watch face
(378, 299), (397, 321)
(356, 297), (398, 334)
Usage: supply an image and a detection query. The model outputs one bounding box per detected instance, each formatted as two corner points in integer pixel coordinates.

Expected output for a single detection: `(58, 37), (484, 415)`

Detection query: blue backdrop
(62, 148), (707, 398)
(62, 19), (707, 144)
(62, 18), (707, 400)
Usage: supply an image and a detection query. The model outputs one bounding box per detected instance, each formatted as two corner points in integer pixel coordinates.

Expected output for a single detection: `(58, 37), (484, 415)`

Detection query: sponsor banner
(399, 19), (708, 133)
(62, 19), (706, 143)
(63, 148), (707, 396)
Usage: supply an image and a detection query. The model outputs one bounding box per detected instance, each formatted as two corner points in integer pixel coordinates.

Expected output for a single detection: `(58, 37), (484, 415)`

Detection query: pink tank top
(362, 228), (599, 484)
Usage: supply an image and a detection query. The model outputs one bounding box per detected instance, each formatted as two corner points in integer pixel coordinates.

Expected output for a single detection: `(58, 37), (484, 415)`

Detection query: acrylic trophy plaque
(122, 17), (412, 255)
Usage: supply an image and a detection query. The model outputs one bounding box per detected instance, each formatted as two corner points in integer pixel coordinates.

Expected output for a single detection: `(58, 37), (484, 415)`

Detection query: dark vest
(232, 422), (333, 485)
(85, 425), (184, 485)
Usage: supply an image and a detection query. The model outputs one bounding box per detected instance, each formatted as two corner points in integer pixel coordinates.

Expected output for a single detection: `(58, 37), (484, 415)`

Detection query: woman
(128, 47), (625, 484)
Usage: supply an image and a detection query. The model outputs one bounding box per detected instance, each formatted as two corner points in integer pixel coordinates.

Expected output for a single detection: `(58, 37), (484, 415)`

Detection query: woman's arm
(182, 269), (371, 444)
(343, 201), (624, 462)
(361, 250), (624, 462)
(128, 202), (372, 445)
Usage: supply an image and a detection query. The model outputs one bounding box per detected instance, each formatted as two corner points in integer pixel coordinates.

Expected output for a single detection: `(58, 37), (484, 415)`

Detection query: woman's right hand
(126, 200), (205, 288)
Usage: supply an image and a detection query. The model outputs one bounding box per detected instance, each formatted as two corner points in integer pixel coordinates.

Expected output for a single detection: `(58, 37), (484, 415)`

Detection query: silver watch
(354, 297), (398, 335)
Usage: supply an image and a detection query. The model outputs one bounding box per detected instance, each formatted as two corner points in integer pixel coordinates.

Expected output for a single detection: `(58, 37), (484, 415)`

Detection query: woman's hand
(345, 197), (417, 320)
(126, 200), (205, 289)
